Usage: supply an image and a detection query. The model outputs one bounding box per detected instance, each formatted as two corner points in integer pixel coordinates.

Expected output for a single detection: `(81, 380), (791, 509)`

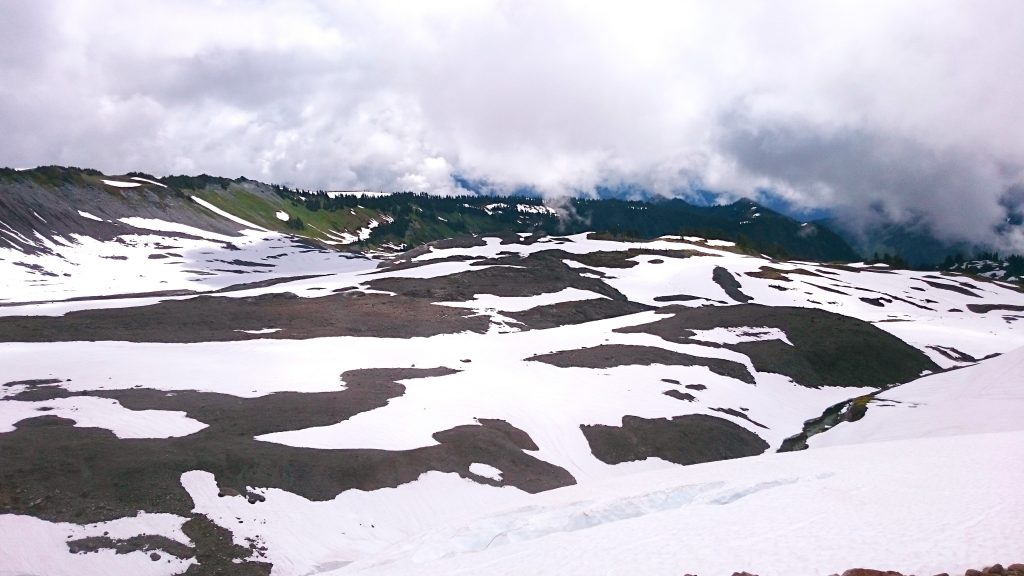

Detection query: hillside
(0, 166), (856, 262)
(1, 167), (1022, 575)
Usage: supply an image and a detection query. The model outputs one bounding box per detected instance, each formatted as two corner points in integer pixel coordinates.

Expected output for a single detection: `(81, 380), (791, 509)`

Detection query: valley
(1, 169), (1022, 575)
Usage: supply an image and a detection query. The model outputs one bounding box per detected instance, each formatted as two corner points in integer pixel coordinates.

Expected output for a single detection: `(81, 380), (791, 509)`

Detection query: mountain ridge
(0, 165), (857, 262)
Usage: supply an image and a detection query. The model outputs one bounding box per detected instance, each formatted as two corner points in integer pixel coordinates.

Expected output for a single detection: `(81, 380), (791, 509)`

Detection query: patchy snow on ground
(811, 345), (1024, 448)
(435, 287), (608, 313)
(275, 210), (289, 221)
(3, 229), (1024, 575)
(688, 326), (793, 346)
(0, 512), (193, 576)
(77, 210), (104, 221)
(181, 469), (532, 576)
(0, 395), (208, 438)
(334, 430), (1024, 576)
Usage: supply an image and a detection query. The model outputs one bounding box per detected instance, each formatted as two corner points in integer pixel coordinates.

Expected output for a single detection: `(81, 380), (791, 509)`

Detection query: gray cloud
(2, 0), (1023, 248)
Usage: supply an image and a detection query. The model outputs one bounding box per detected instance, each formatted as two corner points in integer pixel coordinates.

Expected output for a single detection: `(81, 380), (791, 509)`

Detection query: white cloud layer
(2, 0), (1023, 247)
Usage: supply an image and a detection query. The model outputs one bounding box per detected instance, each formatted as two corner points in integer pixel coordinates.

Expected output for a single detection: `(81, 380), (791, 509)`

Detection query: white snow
(468, 463), (503, 481)
(811, 345), (1024, 447)
(0, 513), (193, 576)
(189, 195), (271, 231)
(688, 326), (793, 346)
(130, 176), (168, 188)
(119, 216), (237, 242)
(101, 179), (142, 188)
(78, 210), (104, 221)
(335, 430), (1024, 576)
(275, 210), (290, 221)
(436, 287), (608, 313)
(3, 229), (1024, 576)
(180, 469), (531, 576)
(0, 395), (208, 438)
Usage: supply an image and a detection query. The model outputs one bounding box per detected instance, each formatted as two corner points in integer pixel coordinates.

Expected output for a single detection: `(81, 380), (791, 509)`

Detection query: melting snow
(78, 210), (104, 222)
(688, 326), (793, 346)
(190, 196), (270, 231)
(100, 179), (142, 188)
(468, 463), (503, 481)
(129, 176), (168, 188)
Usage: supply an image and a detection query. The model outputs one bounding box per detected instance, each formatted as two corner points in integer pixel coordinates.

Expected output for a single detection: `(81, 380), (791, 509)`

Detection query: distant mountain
(823, 218), (977, 267)
(0, 166), (858, 262)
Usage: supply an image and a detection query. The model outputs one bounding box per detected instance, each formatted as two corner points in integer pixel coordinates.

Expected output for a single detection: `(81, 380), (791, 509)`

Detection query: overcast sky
(2, 1), (1023, 246)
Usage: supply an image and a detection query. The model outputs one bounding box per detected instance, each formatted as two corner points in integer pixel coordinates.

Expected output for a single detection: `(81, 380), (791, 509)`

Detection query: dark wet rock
(506, 299), (651, 330)
(918, 279), (981, 297)
(745, 266), (825, 281)
(840, 570), (903, 576)
(713, 266), (753, 303)
(710, 407), (768, 429)
(527, 344), (755, 384)
(804, 282), (850, 295)
(616, 304), (938, 388)
(368, 249), (628, 303)
(3, 378), (63, 387)
(180, 514), (272, 575)
(653, 294), (728, 304)
(927, 345), (979, 363)
(564, 249), (696, 269)
(375, 254), (484, 273)
(967, 303), (1024, 313)
(12, 415), (77, 428)
(67, 533), (192, 559)
(859, 297), (888, 307)
(661, 378), (680, 384)
(0, 292), (491, 342)
(212, 274), (334, 294)
(581, 414), (768, 466)
(0, 368), (574, 525)
(685, 384), (707, 390)
(663, 390), (696, 402)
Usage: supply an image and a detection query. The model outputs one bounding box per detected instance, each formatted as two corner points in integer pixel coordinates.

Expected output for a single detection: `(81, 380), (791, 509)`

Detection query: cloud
(2, 0), (1023, 248)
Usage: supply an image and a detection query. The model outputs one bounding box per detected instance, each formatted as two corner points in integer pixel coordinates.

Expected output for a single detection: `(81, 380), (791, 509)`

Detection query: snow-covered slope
(2, 225), (1022, 575)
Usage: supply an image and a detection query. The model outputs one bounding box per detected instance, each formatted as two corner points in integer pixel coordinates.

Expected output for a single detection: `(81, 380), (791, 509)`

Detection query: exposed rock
(581, 414), (768, 466)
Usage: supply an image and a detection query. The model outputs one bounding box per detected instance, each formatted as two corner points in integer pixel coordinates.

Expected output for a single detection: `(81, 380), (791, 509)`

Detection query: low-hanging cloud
(2, 0), (1023, 249)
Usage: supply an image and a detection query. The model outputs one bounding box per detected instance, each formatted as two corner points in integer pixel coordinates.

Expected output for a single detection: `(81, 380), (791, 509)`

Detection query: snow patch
(190, 196), (271, 232)
(688, 326), (793, 346)
(100, 179), (142, 188)
(468, 463), (503, 481)
(130, 176), (168, 188)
